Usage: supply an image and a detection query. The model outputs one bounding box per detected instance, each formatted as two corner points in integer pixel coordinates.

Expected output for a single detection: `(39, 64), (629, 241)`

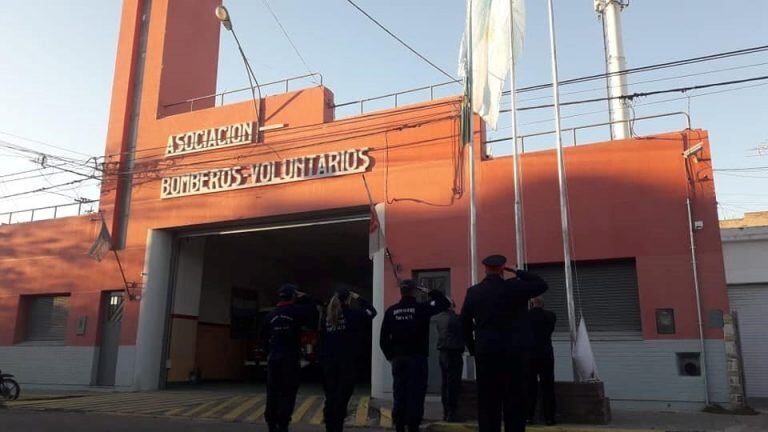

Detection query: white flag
(458, 0), (526, 129)
(573, 317), (600, 381)
(368, 203), (386, 259)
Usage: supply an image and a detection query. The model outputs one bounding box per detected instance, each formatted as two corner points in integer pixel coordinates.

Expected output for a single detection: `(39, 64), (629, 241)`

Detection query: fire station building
(0, 0), (731, 410)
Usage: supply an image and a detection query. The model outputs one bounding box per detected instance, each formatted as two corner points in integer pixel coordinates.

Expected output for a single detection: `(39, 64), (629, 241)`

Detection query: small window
(655, 308), (676, 334)
(24, 295), (70, 342)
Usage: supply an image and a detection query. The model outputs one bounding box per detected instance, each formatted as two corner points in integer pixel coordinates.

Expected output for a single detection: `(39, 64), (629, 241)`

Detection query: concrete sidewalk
(400, 398), (768, 432)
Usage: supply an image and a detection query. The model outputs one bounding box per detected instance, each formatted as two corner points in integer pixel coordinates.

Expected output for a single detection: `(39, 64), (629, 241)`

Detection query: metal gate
(729, 284), (768, 398)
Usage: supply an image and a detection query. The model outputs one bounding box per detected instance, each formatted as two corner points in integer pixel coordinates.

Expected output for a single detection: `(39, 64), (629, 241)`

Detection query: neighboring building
(0, 0), (730, 410)
(721, 211), (768, 401)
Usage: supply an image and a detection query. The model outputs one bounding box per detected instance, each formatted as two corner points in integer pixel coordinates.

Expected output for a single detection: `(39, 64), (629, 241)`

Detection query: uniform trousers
(322, 356), (358, 432)
(527, 353), (556, 422)
(474, 351), (529, 432)
(266, 357), (301, 432)
(391, 355), (428, 432)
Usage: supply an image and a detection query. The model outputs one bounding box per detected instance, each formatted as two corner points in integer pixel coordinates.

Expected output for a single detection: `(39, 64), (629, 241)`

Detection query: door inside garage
(163, 215), (373, 388)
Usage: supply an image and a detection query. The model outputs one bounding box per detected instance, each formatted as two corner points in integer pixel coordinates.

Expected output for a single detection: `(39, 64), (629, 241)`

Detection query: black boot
(407, 422), (420, 432)
(443, 410), (449, 422)
(395, 422), (406, 432)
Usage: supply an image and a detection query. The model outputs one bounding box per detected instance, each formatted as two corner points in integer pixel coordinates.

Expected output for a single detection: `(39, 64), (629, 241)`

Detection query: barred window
(25, 295), (70, 342)
(527, 259), (641, 332)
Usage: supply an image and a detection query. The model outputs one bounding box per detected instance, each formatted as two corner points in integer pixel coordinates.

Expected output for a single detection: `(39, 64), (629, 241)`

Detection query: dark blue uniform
(461, 271), (548, 432)
(527, 307), (557, 424)
(260, 296), (319, 432)
(321, 298), (377, 432)
(380, 290), (450, 432)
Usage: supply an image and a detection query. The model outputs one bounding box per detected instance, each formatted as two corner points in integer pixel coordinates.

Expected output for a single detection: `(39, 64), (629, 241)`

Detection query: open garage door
(163, 213), (372, 388)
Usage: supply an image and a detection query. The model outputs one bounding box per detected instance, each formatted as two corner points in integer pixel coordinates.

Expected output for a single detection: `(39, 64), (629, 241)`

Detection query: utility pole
(595, 0), (631, 140)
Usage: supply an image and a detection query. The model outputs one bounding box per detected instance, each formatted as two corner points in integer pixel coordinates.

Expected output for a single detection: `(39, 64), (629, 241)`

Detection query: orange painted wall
(0, 0), (728, 350)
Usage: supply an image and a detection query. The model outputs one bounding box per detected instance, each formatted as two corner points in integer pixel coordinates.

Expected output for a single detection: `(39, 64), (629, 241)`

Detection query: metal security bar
(0, 199), (98, 225)
(163, 73), (324, 112)
(485, 112), (692, 153)
(333, 80), (460, 117)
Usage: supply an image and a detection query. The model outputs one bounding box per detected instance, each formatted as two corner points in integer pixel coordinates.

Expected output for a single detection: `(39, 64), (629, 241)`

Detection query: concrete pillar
(133, 230), (173, 391)
(371, 203), (392, 399)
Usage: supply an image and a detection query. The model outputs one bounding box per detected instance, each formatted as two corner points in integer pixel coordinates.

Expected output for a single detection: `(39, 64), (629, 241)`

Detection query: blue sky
(1, 0), (767, 220)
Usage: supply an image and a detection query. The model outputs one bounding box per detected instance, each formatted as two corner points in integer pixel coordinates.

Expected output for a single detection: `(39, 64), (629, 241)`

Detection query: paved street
(5, 390), (385, 427)
(0, 409), (333, 432)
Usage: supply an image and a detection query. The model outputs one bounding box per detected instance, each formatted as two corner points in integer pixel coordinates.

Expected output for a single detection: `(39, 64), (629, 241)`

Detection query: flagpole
(546, 0), (579, 381)
(466, 0), (479, 285)
(509, 1), (524, 270)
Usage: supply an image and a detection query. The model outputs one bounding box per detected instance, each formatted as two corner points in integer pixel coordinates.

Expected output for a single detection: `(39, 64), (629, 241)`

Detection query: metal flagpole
(466, 0), (479, 285)
(510, 1), (524, 270)
(546, 0), (579, 381)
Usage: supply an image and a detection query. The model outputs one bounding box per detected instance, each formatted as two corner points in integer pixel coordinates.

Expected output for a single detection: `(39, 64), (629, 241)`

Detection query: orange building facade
(0, 0), (730, 409)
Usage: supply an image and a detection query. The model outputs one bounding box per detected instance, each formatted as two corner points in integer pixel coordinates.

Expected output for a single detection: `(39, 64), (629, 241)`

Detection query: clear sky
(1, 0), (767, 221)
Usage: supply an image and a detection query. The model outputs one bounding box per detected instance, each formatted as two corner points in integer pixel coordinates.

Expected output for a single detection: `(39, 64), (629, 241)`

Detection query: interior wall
(167, 237), (205, 382)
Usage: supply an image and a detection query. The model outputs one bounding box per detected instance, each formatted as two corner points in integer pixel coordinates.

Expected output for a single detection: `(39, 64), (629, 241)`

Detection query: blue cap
(278, 283), (297, 299)
(399, 279), (417, 292)
(482, 254), (507, 267)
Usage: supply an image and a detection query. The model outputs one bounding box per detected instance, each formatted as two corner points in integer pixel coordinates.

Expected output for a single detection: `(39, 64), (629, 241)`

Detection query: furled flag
(573, 317), (600, 381)
(458, 0), (526, 130)
(88, 219), (113, 262)
(368, 202), (386, 259)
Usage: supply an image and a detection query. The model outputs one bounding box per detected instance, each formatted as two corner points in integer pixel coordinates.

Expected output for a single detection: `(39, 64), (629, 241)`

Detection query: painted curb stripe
(221, 395), (264, 421)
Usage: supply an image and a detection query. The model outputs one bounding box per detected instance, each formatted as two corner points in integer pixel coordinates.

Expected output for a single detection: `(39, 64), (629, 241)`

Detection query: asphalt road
(0, 409), (357, 432)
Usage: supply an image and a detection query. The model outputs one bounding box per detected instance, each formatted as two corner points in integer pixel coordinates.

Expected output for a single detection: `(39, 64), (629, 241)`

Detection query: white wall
(721, 227), (768, 285)
(0, 346), (98, 388)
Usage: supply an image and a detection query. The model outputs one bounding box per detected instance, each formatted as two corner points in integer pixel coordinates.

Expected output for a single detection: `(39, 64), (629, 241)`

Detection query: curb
(425, 422), (655, 432)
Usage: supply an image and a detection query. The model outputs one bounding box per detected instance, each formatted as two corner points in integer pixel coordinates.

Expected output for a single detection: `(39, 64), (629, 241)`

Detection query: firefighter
(527, 296), (557, 425)
(461, 255), (548, 432)
(321, 285), (378, 432)
(380, 279), (451, 432)
(260, 284), (319, 432)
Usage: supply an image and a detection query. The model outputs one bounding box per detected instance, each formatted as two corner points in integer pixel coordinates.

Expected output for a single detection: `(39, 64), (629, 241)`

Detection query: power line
(260, 0), (317, 82)
(503, 43), (768, 96)
(100, 44), (768, 161)
(0, 177), (94, 200)
(0, 130), (93, 157)
(342, 0), (457, 82)
(505, 75), (768, 112)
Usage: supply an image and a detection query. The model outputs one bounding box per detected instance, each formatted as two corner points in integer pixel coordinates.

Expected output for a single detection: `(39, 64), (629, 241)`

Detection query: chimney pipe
(595, 0), (630, 140)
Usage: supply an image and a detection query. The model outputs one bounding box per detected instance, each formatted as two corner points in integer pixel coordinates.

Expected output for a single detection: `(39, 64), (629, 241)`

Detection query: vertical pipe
(546, 0), (578, 380)
(686, 197), (710, 405)
(598, 0), (630, 140)
(466, 0), (478, 284)
(114, 0), (151, 249)
(510, 0), (524, 270)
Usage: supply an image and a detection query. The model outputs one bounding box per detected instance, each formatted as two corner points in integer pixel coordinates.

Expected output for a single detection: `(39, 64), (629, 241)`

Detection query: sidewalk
(393, 399), (768, 432)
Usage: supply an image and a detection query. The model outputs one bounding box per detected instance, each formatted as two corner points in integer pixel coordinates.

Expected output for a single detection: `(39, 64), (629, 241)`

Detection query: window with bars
(527, 259), (641, 332)
(24, 295), (70, 342)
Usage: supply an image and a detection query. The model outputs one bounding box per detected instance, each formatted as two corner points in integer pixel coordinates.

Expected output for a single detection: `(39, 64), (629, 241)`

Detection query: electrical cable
(342, 0), (457, 82)
(260, 0), (317, 82)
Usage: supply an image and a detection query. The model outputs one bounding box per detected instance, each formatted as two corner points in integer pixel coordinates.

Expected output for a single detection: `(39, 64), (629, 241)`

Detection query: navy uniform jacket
(321, 298), (377, 362)
(529, 307), (556, 357)
(259, 296), (319, 361)
(379, 291), (451, 360)
(460, 271), (548, 355)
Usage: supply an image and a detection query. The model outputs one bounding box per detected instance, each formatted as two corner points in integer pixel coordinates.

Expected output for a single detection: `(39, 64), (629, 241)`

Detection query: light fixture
(682, 142), (704, 159)
(215, 5), (232, 31)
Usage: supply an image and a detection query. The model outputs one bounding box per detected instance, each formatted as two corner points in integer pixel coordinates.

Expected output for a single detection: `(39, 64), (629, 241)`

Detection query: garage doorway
(163, 214), (373, 389)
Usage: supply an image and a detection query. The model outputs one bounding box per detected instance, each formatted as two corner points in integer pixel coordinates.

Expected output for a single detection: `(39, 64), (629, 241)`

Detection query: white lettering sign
(160, 148), (372, 199)
(165, 122), (254, 157)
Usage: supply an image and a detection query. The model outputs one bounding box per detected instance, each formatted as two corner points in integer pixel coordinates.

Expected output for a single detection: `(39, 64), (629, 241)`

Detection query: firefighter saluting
(380, 279), (450, 432)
